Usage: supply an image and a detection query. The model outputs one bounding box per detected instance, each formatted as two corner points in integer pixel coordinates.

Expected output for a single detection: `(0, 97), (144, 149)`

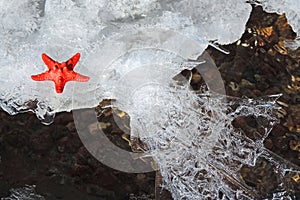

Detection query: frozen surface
(1, 0), (300, 199)
(0, 0), (251, 123)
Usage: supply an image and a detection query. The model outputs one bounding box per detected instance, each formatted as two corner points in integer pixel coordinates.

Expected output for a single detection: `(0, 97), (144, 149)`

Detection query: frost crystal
(115, 75), (298, 199)
(0, 0), (42, 38)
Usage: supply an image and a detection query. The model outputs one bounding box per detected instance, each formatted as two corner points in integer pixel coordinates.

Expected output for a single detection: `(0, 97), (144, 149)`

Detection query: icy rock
(259, 0), (300, 39)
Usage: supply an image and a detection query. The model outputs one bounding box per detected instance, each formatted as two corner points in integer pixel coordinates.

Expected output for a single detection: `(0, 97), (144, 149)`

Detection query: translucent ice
(119, 81), (299, 199)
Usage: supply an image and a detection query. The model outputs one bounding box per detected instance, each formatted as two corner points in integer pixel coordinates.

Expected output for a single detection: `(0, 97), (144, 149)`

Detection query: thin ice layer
(0, 0), (251, 123)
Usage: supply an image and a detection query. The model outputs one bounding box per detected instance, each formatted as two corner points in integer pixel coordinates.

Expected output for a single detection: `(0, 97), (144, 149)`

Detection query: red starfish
(31, 53), (90, 93)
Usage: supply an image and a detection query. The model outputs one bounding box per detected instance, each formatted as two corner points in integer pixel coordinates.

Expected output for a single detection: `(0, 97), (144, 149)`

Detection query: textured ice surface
(0, 0), (251, 123)
(125, 85), (300, 199)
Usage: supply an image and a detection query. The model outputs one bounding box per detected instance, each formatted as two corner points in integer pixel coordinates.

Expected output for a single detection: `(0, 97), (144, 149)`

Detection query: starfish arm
(55, 81), (66, 93)
(66, 53), (80, 70)
(31, 72), (51, 81)
(75, 73), (90, 82)
(67, 71), (90, 82)
(42, 53), (56, 69)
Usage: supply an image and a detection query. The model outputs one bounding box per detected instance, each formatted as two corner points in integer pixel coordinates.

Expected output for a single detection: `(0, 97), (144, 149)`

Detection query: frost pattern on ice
(102, 0), (160, 20)
(120, 82), (299, 199)
(103, 48), (300, 198)
(0, 0), (42, 38)
(0, 0), (251, 123)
